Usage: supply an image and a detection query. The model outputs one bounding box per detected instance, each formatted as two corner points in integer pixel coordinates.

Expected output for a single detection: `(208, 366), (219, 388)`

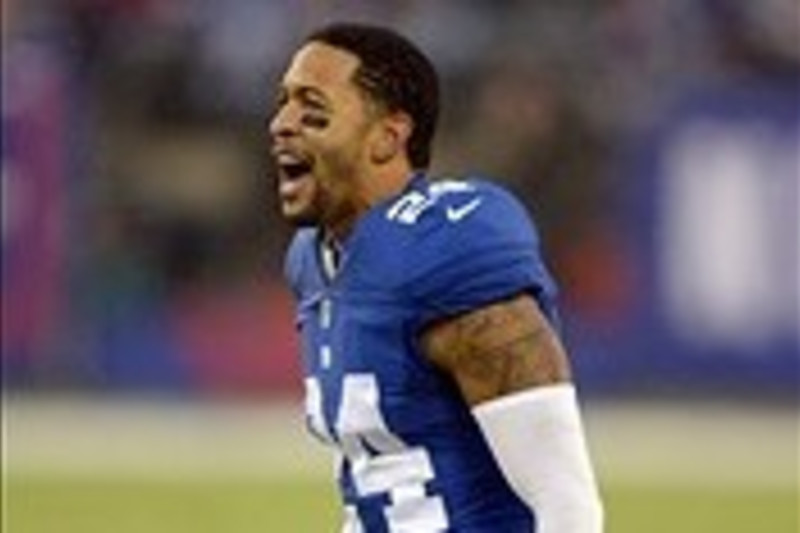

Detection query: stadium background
(2, 0), (798, 531)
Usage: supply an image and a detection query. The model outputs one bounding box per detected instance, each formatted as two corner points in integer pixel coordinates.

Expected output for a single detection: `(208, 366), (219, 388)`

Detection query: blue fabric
(285, 175), (559, 531)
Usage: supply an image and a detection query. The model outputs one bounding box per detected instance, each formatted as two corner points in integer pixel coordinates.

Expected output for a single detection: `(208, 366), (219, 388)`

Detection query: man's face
(269, 42), (378, 229)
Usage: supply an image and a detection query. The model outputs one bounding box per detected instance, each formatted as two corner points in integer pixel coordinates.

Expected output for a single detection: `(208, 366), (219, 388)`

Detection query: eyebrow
(267, 83), (331, 129)
(279, 84), (330, 108)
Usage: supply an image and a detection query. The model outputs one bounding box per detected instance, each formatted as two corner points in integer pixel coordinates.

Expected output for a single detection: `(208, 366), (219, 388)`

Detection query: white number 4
(305, 374), (449, 532)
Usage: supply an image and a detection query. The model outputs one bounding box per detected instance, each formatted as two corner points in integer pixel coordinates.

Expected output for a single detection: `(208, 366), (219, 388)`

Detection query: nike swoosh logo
(446, 197), (483, 222)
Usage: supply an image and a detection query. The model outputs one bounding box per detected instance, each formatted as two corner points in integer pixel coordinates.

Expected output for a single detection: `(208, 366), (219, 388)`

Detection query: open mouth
(275, 151), (314, 181)
(282, 160), (313, 180)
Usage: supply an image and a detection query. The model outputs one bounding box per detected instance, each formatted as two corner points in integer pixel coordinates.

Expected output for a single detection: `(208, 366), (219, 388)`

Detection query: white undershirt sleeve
(472, 383), (604, 533)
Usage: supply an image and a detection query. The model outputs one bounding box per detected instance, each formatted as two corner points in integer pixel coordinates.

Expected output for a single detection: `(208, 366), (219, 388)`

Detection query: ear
(370, 112), (413, 165)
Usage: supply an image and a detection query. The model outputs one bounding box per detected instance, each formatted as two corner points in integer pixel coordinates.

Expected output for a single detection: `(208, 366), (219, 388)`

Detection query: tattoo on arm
(421, 294), (571, 406)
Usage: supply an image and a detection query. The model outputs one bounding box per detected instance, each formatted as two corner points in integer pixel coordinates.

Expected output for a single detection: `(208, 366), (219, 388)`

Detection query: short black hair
(305, 22), (440, 169)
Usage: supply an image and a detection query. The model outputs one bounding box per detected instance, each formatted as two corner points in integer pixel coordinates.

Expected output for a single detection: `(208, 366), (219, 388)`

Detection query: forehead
(281, 42), (361, 95)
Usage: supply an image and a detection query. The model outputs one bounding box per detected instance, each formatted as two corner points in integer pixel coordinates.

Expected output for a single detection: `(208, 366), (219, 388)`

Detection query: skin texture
(270, 41), (574, 408)
(270, 42), (412, 240)
(421, 293), (572, 407)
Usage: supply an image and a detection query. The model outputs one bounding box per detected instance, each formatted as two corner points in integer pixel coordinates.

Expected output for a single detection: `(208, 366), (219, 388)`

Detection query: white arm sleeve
(472, 384), (604, 533)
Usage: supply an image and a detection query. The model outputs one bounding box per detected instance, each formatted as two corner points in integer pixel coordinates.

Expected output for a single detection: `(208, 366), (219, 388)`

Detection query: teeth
(276, 153), (301, 165)
(273, 147), (312, 180)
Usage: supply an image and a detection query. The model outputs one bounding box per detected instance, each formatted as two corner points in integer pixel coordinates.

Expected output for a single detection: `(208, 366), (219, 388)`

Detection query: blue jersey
(285, 175), (559, 532)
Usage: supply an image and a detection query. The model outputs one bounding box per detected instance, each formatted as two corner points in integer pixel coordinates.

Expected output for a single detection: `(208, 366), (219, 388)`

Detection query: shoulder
(379, 175), (540, 254)
(367, 175), (546, 292)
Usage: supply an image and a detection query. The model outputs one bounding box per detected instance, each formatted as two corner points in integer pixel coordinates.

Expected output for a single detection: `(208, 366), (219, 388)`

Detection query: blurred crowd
(2, 0), (798, 395)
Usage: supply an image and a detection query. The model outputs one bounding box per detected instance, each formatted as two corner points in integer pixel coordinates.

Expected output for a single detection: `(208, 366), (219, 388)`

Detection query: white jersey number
(305, 374), (449, 532)
(386, 179), (477, 225)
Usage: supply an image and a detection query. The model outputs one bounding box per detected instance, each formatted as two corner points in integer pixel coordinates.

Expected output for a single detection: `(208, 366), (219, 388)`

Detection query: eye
(299, 97), (330, 129)
(301, 112), (329, 129)
(273, 90), (288, 112)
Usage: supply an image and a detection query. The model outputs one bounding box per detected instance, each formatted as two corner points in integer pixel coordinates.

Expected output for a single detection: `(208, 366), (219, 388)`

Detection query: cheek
(314, 140), (364, 183)
(306, 119), (372, 188)
(311, 116), (371, 163)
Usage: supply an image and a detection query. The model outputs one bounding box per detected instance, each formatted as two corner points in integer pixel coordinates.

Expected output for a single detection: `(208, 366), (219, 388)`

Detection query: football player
(270, 22), (603, 533)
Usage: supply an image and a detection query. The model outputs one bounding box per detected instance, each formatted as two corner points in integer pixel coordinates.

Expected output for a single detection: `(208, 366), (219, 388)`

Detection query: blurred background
(2, 0), (798, 532)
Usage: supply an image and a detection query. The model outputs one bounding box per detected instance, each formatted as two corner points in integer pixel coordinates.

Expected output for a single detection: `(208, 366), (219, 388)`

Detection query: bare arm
(421, 292), (603, 532)
(422, 292), (603, 531)
(420, 292), (572, 406)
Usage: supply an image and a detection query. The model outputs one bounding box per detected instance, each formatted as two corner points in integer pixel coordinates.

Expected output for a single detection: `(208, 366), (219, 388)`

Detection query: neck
(324, 160), (417, 241)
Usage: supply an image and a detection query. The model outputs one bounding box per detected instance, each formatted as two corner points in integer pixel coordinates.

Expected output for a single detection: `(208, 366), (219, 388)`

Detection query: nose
(269, 103), (299, 139)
